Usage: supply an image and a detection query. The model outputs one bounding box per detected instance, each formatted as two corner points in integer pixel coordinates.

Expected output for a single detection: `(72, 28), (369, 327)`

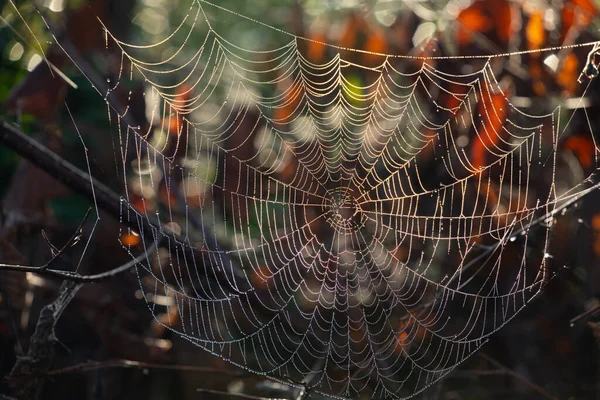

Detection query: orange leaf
(561, 0), (599, 42)
(592, 214), (600, 230)
(526, 12), (546, 50)
(251, 266), (272, 289)
(273, 78), (304, 125)
(338, 12), (388, 68)
(492, 0), (512, 45)
(363, 29), (387, 66)
(165, 83), (192, 135)
(563, 135), (596, 168)
(594, 238), (600, 257)
(120, 231), (141, 247)
(394, 318), (426, 353)
(306, 31), (328, 63)
(471, 82), (509, 170)
(456, 0), (511, 48)
(556, 53), (580, 96)
(528, 61), (547, 96)
(442, 83), (468, 115)
(129, 193), (149, 213)
(456, 5), (491, 46)
(339, 14), (365, 50)
(159, 183), (178, 209)
(396, 331), (410, 353)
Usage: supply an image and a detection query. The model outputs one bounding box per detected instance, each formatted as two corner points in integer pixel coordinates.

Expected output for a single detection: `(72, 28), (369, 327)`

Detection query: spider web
(56, 1), (600, 398)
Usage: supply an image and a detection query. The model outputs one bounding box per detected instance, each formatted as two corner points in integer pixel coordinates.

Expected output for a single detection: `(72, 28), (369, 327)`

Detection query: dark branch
(38, 207), (91, 270)
(197, 388), (278, 400)
(0, 118), (233, 290)
(0, 120), (123, 223)
(6, 280), (81, 400)
(47, 359), (246, 377)
(0, 243), (154, 283)
(478, 353), (558, 400)
(448, 170), (600, 292)
(0, 203), (154, 282)
(570, 304), (600, 326)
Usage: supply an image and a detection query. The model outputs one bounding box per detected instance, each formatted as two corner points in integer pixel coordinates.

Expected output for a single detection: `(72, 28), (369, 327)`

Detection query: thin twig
(0, 243), (155, 283)
(0, 119), (223, 259)
(7, 280), (82, 400)
(40, 230), (60, 256)
(0, 209), (154, 282)
(450, 369), (508, 377)
(38, 6), (139, 130)
(447, 172), (600, 292)
(512, 175), (600, 240)
(38, 208), (90, 270)
(47, 359), (246, 377)
(0, 119), (236, 291)
(0, 120), (124, 225)
(197, 388), (286, 400)
(478, 353), (559, 400)
(570, 304), (600, 326)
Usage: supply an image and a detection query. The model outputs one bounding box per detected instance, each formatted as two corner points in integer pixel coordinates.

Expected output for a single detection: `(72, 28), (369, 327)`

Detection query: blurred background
(1, 0), (600, 399)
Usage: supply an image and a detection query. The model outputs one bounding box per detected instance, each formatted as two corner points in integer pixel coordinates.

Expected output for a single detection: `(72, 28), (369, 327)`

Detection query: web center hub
(323, 189), (365, 233)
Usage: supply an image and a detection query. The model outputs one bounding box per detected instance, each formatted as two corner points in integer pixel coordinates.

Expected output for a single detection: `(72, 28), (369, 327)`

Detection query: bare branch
(47, 359), (246, 377)
(0, 120), (123, 223)
(197, 388), (286, 400)
(0, 205), (154, 282)
(570, 304), (600, 326)
(0, 244), (153, 283)
(0, 118), (235, 291)
(38, 208), (90, 270)
(478, 353), (558, 400)
(6, 280), (81, 400)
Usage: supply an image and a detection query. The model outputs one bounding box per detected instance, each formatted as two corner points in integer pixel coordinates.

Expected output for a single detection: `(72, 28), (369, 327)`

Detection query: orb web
(58, 1), (599, 398)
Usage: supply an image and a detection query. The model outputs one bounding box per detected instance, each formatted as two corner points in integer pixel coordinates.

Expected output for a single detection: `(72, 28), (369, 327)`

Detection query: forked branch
(0, 206), (154, 282)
